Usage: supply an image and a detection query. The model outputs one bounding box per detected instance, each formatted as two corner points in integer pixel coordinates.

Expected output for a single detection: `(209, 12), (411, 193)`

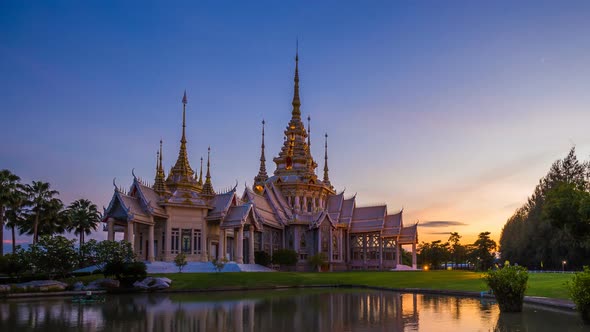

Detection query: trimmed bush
(568, 266), (590, 323)
(308, 253), (327, 272)
(255, 251), (271, 266)
(483, 262), (528, 312)
(271, 249), (298, 267)
(174, 253), (187, 272)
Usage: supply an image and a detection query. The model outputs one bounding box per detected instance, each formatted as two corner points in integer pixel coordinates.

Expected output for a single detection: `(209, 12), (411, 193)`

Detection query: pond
(0, 289), (587, 331)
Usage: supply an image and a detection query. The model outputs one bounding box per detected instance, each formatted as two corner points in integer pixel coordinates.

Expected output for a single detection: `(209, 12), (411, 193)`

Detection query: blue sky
(2, 1), (590, 247)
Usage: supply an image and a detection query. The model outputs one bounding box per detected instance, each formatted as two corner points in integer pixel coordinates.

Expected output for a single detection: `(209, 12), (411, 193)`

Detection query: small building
(103, 53), (418, 270)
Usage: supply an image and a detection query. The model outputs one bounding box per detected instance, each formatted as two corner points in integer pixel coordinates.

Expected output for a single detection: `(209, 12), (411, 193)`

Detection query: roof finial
(291, 40), (301, 117)
(198, 156), (203, 186)
(181, 90), (187, 143)
(201, 146), (215, 197)
(254, 119), (269, 192)
(323, 133), (332, 188)
(307, 115), (311, 147)
(154, 139), (169, 195)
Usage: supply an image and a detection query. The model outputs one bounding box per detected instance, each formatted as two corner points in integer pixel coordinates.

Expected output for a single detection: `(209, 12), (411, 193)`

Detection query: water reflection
(0, 289), (587, 331)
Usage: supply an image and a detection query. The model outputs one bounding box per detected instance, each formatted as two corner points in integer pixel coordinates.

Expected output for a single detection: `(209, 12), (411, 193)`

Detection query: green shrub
(174, 253), (188, 272)
(271, 249), (298, 267)
(483, 262), (528, 312)
(308, 253), (327, 272)
(104, 261), (147, 283)
(568, 266), (590, 323)
(254, 251), (271, 266)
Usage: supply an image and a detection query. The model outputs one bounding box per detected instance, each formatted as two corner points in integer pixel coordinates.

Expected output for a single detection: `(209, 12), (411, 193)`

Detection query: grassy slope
(157, 271), (573, 300)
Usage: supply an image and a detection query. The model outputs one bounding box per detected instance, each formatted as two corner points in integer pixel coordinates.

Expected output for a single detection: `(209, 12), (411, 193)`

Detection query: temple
(103, 53), (418, 271)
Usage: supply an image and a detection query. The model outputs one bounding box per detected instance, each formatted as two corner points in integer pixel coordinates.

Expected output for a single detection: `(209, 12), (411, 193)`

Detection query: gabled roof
(399, 223), (418, 244)
(349, 205), (386, 233)
(309, 211), (337, 229)
(243, 187), (284, 229)
(326, 192), (344, 222)
(164, 188), (209, 207)
(104, 189), (151, 224)
(381, 210), (403, 238)
(220, 204), (261, 230)
(133, 181), (167, 217)
(340, 196), (356, 225)
(207, 190), (236, 220)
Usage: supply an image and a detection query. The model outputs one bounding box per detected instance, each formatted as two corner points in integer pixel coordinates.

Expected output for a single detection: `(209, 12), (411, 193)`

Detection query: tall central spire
(166, 91), (199, 192)
(292, 43), (301, 117)
(254, 119), (269, 193)
(323, 133), (332, 188)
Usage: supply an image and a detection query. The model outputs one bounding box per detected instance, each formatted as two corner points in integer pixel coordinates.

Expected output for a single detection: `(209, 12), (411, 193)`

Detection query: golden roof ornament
(254, 119), (269, 193)
(201, 146), (215, 198)
(154, 140), (170, 196)
(166, 91), (200, 192)
(323, 133), (332, 188)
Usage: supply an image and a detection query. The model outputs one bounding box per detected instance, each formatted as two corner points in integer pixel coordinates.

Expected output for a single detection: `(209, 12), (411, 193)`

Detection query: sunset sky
(2, 1), (590, 248)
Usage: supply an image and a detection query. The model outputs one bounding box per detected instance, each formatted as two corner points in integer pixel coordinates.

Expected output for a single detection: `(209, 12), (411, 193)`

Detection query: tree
(418, 240), (450, 269)
(28, 235), (78, 279)
(4, 183), (27, 254)
(0, 169), (22, 256)
(174, 252), (188, 272)
(24, 181), (60, 244)
(66, 199), (102, 249)
(472, 232), (497, 271)
(94, 240), (136, 271)
(448, 232), (466, 268)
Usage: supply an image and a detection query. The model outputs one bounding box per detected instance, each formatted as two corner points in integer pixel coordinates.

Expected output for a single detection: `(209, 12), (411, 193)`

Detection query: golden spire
(166, 91), (199, 191)
(323, 133), (332, 188)
(154, 139), (169, 195)
(197, 156), (203, 186)
(254, 119), (268, 193)
(201, 146), (215, 197)
(307, 115), (311, 147)
(292, 42), (301, 117)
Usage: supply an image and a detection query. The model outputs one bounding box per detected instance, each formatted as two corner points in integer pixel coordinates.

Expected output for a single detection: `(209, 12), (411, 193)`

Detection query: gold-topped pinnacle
(154, 139), (170, 195)
(254, 119), (269, 193)
(201, 146), (215, 197)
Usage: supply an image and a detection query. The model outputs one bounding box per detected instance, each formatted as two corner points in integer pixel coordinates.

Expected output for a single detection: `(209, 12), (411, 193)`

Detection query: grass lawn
(156, 270), (573, 300)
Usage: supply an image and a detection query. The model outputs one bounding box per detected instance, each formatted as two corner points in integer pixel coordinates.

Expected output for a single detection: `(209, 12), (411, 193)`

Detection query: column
(126, 221), (134, 250)
(412, 242), (417, 269)
(379, 237), (383, 270)
(134, 223), (141, 256)
(148, 224), (155, 262)
(107, 218), (114, 241)
(395, 242), (401, 268)
(312, 196), (317, 211)
(165, 220), (171, 260)
(362, 235), (367, 269)
(234, 229), (239, 261)
(249, 226), (255, 264)
(303, 196), (308, 212)
(328, 227), (333, 271)
(220, 228), (226, 260)
(237, 225), (244, 264)
(202, 214), (208, 261)
(294, 196), (300, 212)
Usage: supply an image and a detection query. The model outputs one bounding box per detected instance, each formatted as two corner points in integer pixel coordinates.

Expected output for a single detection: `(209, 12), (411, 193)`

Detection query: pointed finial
(292, 42), (301, 116)
(202, 146), (215, 197)
(323, 133), (331, 187)
(198, 156), (203, 186)
(254, 119), (269, 191)
(159, 139), (163, 171)
(182, 90), (187, 105)
(307, 115), (311, 147)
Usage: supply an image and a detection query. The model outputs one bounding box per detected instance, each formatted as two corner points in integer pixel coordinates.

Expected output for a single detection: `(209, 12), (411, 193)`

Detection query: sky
(2, 1), (590, 249)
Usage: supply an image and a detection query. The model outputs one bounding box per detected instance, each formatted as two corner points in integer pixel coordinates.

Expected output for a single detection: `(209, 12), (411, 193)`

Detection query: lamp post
(562, 260), (567, 273)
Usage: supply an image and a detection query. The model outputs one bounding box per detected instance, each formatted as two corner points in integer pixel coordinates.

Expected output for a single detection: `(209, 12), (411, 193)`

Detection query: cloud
(427, 231), (454, 235)
(419, 221), (467, 228)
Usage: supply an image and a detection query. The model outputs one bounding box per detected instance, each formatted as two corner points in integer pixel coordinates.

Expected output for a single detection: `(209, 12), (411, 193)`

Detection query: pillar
(412, 242), (417, 269)
(395, 242), (400, 267)
(249, 226), (255, 264)
(328, 227), (333, 271)
(362, 235), (367, 269)
(220, 228), (226, 260)
(148, 224), (155, 262)
(202, 213), (208, 261)
(237, 225), (244, 264)
(126, 221), (134, 250)
(294, 196), (300, 212)
(379, 237), (383, 270)
(107, 218), (114, 241)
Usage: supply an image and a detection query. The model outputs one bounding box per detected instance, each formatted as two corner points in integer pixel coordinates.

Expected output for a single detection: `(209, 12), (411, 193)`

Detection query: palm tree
(5, 186), (27, 253)
(0, 169), (22, 255)
(24, 181), (60, 244)
(66, 198), (101, 248)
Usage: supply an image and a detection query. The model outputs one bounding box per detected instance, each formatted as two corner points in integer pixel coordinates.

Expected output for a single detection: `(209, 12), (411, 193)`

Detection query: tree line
(500, 147), (590, 270)
(418, 231), (497, 270)
(0, 169), (102, 256)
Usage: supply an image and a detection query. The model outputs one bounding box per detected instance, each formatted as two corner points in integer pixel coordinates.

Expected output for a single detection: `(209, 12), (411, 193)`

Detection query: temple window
(171, 228), (180, 254)
(193, 229), (202, 254)
(182, 229), (192, 253)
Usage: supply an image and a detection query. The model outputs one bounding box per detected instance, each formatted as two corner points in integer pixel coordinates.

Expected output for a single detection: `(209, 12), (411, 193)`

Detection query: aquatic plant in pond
(484, 262), (528, 312)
